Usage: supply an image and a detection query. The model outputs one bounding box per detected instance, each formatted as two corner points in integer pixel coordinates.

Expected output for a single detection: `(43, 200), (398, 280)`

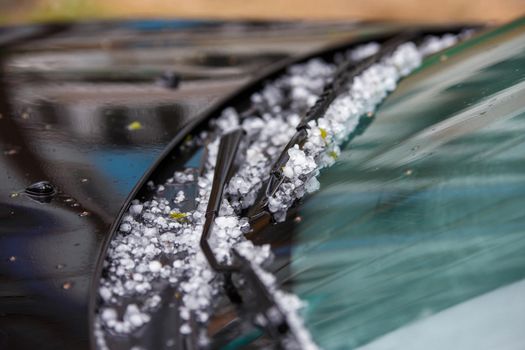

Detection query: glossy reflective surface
(281, 19), (525, 349)
(0, 19), (395, 350)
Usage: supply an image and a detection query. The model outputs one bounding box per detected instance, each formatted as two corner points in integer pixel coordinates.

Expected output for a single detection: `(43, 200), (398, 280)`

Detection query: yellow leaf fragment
(320, 128), (327, 140)
(127, 121), (143, 131)
(169, 211), (188, 222)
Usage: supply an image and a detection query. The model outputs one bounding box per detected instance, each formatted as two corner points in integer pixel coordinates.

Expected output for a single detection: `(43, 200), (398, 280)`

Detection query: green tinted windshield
(283, 20), (525, 349)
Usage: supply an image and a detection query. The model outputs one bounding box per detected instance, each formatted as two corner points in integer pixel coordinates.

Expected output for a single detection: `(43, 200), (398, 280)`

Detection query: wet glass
(280, 22), (525, 349)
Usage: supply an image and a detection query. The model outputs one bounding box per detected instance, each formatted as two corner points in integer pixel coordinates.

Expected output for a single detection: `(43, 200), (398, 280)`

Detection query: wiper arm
(200, 129), (302, 349)
(248, 32), (418, 222)
(200, 128), (245, 272)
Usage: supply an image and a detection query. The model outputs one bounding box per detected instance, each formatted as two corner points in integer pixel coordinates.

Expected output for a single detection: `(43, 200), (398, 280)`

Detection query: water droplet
(294, 216), (302, 223)
(9, 192), (19, 198)
(80, 178), (88, 183)
(4, 149), (18, 156)
(405, 169), (413, 176)
(79, 211), (90, 217)
(8, 256), (16, 262)
(62, 281), (73, 290)
(366, 111), (374, 118)
(25, 181), (56, 196)
(64, 198), (74, 203)
(71, 203), (80, 207)
(25, 181), (57, 202)
(158, 71), (180, 89)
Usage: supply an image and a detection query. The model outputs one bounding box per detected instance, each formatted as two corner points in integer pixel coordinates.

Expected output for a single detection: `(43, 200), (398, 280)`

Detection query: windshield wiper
(247, 32), (418, 223)
(200, 129), (300, 349)
(200, 29), (471, 348)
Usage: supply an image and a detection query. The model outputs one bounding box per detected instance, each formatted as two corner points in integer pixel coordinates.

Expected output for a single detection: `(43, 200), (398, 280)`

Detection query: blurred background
(0, 0), (523, 25)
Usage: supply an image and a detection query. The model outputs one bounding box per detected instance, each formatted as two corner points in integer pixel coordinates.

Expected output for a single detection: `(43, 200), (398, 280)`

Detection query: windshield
(281, 23), (525, 349)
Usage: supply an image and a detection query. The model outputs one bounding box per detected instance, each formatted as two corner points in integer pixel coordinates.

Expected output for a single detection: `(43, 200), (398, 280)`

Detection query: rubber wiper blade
(232, 251), (294, 350)
(199, 129), (303, 349)
(248, 31), (419, 222)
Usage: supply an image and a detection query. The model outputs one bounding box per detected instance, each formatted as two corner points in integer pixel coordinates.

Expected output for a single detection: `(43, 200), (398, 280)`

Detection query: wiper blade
(200, 129), (302, 349)
(248, 32), (419, 222)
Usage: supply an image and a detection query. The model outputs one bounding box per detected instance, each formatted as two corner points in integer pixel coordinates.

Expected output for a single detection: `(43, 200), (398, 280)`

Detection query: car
(1, 16), (524, 350)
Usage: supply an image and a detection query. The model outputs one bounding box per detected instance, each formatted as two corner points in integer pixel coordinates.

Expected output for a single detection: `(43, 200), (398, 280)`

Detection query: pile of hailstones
(96, 33), (460, 350)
